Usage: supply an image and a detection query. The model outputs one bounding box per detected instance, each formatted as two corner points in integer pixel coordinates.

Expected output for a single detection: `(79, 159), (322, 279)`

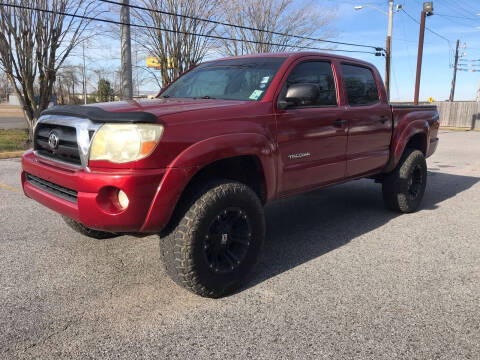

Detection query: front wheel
(160, 180), (265, 298)
(382, 149), (427, 213)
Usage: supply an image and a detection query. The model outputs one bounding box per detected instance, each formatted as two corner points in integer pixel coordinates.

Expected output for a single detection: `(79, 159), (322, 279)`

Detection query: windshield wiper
(161, 95), (170, 98)
(201, 95), (215, 99)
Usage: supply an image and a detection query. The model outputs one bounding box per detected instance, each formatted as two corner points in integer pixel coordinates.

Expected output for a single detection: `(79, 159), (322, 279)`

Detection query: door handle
(379, 116), (389, 123)
(334, 119), (346, 127)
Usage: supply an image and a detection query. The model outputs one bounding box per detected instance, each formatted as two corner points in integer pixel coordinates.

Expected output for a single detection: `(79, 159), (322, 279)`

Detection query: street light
(354, 4), (388, 15)
(354, 1), (396, 100)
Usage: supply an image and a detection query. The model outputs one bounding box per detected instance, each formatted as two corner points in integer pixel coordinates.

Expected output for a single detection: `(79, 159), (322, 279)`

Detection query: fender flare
(140, 133), (277, 232)
(385, 119), (429, 172)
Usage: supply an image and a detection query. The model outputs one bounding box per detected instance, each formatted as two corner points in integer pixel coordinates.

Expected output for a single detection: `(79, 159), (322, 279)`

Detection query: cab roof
(205, 51), (376, 68)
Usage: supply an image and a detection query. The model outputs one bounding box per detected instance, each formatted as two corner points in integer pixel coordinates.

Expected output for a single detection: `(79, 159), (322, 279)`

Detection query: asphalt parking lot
(1, 130), (479, 359)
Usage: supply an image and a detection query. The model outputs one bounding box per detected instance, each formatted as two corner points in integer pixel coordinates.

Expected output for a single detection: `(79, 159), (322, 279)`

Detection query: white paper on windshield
(249, 90), (263, 100)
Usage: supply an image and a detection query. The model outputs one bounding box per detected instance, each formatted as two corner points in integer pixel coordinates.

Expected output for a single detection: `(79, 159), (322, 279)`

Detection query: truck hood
(91, 98), (252, 120)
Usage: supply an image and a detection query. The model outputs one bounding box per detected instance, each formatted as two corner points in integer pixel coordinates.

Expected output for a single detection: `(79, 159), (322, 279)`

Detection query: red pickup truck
(21, 52), (439, 297)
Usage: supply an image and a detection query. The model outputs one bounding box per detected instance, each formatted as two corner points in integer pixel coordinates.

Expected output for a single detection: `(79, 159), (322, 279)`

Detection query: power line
(457, 63), (480, 66)
(433, 13), (478, 29)
(435, 13), (479, 21)
(457, 68), (480, 72)
(99, 0), (384, 52)
(438, 0), (478, 20)
(401, 8), (452, 47)
(0, 2), (383, 56)
(451, 1), (480, 19)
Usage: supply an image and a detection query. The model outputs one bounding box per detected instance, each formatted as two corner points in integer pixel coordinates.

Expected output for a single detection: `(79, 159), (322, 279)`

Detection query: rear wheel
(382, 149), (427, 213)
(62, 216), (118, 239)
(160, 180), (265, 298)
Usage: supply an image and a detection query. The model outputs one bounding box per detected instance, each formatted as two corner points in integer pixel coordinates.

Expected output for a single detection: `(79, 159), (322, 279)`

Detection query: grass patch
(0, 129), (30, 152)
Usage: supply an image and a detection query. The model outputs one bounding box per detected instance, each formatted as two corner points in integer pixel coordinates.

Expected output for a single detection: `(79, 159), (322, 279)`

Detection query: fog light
(118, 190), (129, 209)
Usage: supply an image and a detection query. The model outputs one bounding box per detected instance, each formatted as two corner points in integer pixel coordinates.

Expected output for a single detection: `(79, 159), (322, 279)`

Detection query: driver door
(275, 60), (347, 196)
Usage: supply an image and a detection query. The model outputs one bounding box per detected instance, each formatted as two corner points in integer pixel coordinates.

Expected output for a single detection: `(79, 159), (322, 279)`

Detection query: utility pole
(135, 49), (139, 97)
(354, 2), (398, 99)
(414, 2), (433, 105)
(477, 80), (480, 102)
(82, 42), (87, 105)
(120, 0), (133, 100)
(413, 8), (425, 105)
(385, 0), (394, 100)
(449, 40), (460, 102)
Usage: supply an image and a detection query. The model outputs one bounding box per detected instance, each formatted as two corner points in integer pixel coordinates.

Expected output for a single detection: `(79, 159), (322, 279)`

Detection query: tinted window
(341, 64), (379, 106)
(161, 57), (285, 101)
(281, 61), (337, 106)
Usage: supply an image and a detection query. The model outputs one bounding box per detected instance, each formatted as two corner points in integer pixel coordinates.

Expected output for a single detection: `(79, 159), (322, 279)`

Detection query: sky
(72, 0), (480, 101)
(327, 0), (480, 101)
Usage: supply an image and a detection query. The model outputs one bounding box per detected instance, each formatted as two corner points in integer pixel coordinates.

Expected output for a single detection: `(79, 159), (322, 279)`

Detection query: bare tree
(56, 64), (82, 104)
(0, 0), (97, 141)
(217, 0), (336, 56)
(133, 0), (219, 87)
(0, 71), (12, 102)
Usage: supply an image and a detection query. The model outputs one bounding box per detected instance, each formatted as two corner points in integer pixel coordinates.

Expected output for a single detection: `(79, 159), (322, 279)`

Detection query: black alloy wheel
(204, 207), (252, 274)
(408, 164), (424, 200)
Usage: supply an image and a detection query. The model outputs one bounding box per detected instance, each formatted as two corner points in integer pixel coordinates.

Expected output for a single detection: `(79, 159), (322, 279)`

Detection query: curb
(0, 151), (25, 159)
(439, 127), (480, 132)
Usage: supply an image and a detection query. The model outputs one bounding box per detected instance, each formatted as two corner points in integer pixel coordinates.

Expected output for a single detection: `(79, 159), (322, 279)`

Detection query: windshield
(161, 57), (286, 101)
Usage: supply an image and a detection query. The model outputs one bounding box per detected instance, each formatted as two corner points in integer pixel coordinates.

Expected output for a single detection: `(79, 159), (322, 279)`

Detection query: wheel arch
(141, 133), (276, 233)
(384, 120), (429, 172)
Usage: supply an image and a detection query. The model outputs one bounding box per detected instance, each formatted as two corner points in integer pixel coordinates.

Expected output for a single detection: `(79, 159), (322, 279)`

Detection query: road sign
(146, 56), (160, 69)
(146, 56), (174, 69)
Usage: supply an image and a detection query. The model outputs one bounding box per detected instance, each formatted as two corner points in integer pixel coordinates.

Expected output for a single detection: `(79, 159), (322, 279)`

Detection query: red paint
(21, 52), (439, 233)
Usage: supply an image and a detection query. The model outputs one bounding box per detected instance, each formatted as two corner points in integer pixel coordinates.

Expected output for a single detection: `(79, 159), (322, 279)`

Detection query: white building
(8, 93), (20, 106)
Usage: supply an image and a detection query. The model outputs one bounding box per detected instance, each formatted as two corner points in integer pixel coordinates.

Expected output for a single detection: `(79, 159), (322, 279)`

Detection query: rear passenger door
(340, 63), (392, 177)
(275, 60), (347, 195)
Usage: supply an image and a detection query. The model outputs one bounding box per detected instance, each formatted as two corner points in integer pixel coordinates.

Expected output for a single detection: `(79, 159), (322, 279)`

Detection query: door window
(280, 61), (337, 107)
(341, 64), (379, 106)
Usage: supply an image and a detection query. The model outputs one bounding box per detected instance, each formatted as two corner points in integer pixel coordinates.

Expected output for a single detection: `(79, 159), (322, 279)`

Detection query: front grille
(25, 173), (78, 203)
(34, 123), (81, 165)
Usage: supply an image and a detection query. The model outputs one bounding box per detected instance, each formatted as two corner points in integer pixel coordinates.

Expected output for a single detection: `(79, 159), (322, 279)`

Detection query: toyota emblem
(48, 131), (59, 150)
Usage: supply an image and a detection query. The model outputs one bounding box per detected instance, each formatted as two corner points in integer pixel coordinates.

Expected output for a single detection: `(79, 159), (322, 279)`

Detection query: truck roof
(205, 51), (376, 67)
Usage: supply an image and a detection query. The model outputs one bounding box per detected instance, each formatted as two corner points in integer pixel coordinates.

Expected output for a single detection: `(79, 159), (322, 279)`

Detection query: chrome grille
(33, 115), (101, 168)
(34, 123), (81, 165)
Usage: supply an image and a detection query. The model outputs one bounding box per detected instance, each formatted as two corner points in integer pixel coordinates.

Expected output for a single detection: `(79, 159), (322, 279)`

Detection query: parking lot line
(0, 182), (20, 192)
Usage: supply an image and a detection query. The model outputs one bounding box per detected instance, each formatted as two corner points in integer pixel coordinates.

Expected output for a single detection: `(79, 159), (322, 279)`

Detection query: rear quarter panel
(385, 105), (440, 172)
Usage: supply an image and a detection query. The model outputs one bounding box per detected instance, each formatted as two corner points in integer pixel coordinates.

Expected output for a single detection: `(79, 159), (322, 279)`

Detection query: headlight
(90, 123), (163, 163)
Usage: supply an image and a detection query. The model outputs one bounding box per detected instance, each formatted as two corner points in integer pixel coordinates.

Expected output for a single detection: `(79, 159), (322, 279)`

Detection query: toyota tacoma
(21, 52), (439, 297)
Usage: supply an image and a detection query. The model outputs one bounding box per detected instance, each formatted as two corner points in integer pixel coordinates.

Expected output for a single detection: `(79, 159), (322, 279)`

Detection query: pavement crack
(21, 311), (86, 353)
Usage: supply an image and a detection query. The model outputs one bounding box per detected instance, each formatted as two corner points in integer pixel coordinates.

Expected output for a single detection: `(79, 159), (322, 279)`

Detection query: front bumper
(21, 150), (169, 233)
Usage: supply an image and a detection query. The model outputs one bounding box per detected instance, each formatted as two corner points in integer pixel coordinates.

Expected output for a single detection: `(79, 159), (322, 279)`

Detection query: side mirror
(278, 83), (319, 109)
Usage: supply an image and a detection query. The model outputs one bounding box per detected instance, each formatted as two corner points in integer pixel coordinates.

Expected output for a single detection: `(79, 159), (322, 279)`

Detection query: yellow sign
(146, 56), (174, 69)
(146, 56), (160, 68)
(428, 96), (434, 103)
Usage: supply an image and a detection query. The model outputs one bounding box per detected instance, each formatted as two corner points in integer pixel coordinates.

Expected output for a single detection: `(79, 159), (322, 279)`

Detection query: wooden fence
(432, 101), (480, 129)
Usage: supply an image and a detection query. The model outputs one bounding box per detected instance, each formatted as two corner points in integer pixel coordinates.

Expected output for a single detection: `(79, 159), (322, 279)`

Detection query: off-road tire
(62, 216), (118, 239)
(382, 149), (427, 213)
(160, 180), (265, 298)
